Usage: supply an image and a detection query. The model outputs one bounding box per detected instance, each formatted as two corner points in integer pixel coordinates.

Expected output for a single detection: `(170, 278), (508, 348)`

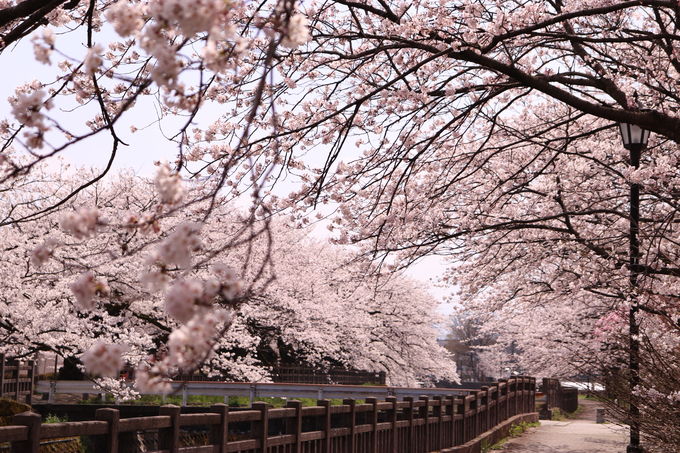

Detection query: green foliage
(509, 421), (539, 436)
(44, 413), (69, 424)
(481, 420), (540, 452)
(481, 438), (507, 452)
(550, 405), (582, 421)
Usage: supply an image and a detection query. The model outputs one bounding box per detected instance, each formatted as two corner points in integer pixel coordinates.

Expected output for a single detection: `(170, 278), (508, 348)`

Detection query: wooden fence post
(481, 386), (490, 432)
(461, 396), (470, 444)
(479, 388), (486, 433)
(496, 379), (506, 422)
(468, 390), (479, 440)
(343, 399), (356, 453)
(0, 353), (5, 398)
(433, 396), (444, 451)
(287, 400), (303, 453)
(27, 360), (35, 405)
(404, 397), (415, 453)
(492, 385), (500, 426)
(95, 408), (120, 453)
(419, 396), (429, 453)
(159, 404), (181, 453)
(386, 396), (398, 453)
(11, 411), (41, 453)
(446, 395), (455, 448)
(522, 376), (533, 413)
(14, 360), (20, 401)
(318, 399), (332, 453)
(252, 402), (270, 453)
(209, 403), (229, 453)
(365, 397), (379, 453)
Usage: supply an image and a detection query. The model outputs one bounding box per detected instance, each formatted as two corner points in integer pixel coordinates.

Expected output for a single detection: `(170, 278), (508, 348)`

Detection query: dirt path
(500, 399), (628, 453)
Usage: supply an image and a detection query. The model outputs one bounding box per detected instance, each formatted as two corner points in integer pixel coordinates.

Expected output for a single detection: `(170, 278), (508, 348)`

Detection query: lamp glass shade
(619, 122), (650, 147)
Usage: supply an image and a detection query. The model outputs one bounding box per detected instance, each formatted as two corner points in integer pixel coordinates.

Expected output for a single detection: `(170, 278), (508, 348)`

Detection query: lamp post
(618, 121), (650, 453)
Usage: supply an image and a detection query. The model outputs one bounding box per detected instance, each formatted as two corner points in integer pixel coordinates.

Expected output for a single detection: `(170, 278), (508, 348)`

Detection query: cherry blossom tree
(0, 167), (455, 389)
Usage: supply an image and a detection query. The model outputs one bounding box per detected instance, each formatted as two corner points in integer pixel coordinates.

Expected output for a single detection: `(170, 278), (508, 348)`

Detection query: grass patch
(44, 413), (69, 423)
(509, 421), (539, 436)
(581, 393), (607, 403)
(550, 405), (583, 421)
(481, 421), (539, 452)
(481, 437), (506, 451)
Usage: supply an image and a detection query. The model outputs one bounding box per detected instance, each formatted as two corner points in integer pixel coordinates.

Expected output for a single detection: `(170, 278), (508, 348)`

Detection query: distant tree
(442, 315), (496, 381)
(0, 168), (455, 388)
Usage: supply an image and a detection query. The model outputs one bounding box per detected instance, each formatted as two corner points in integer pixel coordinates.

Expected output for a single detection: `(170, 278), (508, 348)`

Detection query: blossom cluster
(31, 29), (55, 64)
(134, 362), (173, 394)
(81, 343), (127, 378)
(155, 162), (184, 205)
(105, 1), (145, 37)
(166, 309), (233, 371)
(60, 208), (100, 239)
(30, 238), (58, 268)
(10, 88), (53, 148)
(151, 221), (202, 268)
(281, 14), (311, 48)
(84, 44), (104, 75)
(70, 271), (109, 310)
(165, 265), (243, 322)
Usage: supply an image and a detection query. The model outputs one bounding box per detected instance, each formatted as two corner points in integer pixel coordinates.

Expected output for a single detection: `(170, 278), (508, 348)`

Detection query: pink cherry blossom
(81, 342), (127, 378)
(164, 278), (205, 323)
(30, 238), (58, 268)
(281, 14), (311, 48)
(154, 162), (184, 205)
(70, 271), (108, 311)
(60, 208), (99, 239)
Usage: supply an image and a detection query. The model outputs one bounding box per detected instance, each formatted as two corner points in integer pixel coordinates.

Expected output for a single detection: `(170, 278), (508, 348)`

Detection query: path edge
(442, 412), (540, 453)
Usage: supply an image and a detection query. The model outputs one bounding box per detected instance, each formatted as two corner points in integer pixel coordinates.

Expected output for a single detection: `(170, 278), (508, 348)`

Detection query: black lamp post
(618, 121), (650, 453)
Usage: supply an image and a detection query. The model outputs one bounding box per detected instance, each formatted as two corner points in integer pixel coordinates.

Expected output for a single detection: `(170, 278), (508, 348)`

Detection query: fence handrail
(5, 376), (538, 453)
(175, 365), (388, 385)
(36, 379), (503, 404)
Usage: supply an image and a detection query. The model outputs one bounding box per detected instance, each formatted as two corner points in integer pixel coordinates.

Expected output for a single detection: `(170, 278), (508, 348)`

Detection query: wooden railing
(0, 376), (536, 453)
(0, 354), (35, 404)
(540, 378), (578, 414)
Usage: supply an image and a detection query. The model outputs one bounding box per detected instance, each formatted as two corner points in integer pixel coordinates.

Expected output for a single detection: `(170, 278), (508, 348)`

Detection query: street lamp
(619, 123), (650, 150)
(618, 121), (650, 453)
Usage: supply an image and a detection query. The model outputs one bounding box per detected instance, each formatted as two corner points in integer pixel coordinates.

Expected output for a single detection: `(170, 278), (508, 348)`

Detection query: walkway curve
(500, 399), (628, 453)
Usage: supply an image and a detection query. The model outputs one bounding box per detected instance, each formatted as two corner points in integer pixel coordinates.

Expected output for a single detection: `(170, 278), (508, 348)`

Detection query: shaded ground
(500, 399), (628, 453)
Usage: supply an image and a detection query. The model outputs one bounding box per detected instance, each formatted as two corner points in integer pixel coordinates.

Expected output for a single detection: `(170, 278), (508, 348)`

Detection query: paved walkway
(500, 399), (628, 452)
